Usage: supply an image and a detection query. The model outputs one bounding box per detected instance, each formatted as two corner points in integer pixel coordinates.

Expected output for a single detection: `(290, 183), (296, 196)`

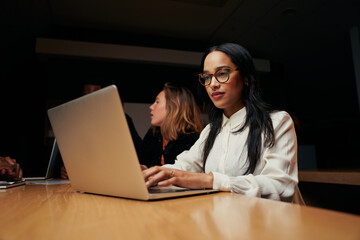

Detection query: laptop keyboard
(148, 186), (190, 193)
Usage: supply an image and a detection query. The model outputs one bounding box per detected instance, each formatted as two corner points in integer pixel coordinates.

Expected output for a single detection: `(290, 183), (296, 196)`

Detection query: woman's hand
(140, 164), (148, 171)
(142, 166), (214, 189)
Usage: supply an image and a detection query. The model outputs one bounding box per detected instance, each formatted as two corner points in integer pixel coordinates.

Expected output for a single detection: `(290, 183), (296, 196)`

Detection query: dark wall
(1, 54), (49, 176)
(283, 32), (360, 170)
(42, 57), (202, 104)
(299, 182), (360, 215)
(1, 24), (360, 177)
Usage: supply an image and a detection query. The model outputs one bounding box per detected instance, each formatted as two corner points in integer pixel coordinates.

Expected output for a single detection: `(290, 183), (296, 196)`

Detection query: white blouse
(164, 107), (304, 203)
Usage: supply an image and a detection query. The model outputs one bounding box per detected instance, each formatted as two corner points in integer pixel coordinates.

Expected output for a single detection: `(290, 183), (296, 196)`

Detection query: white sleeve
(212, 112), (299, 202)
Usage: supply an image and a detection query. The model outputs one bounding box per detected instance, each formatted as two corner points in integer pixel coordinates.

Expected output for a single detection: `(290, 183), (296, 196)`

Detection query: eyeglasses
(198, 67), (239, 86)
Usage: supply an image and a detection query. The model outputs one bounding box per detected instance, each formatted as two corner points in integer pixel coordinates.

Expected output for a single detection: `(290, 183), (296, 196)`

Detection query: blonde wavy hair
(159, 82), (204, 141)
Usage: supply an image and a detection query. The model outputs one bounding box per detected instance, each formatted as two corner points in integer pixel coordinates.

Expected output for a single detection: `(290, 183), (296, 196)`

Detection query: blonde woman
(140, 82), (204, 168)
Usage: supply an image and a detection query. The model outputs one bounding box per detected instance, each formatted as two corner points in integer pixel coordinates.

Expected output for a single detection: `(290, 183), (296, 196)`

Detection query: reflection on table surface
(0, 181), (359, 240)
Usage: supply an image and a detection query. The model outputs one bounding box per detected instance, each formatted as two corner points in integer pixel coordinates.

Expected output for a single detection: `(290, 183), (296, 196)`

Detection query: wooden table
(299, 170), (360, 185)
(0, 181), (359, 240)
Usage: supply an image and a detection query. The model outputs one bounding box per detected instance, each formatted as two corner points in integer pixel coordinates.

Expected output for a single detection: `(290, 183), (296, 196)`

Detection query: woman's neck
(224, 104), (245, 118)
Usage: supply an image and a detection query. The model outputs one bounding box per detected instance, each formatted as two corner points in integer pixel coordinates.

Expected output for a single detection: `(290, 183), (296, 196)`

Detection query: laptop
(0, 180), (26, 189)
(47, 84), (218, 200)
(23, 139), (63, 181)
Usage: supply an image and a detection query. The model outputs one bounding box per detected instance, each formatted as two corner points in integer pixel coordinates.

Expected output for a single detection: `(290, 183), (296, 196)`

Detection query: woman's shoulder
(270, 110), (295, 128)
(270, 110), (291, 119)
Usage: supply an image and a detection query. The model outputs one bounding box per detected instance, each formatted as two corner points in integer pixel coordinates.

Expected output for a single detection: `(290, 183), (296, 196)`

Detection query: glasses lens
(215, 69), (230, 82)
(199, 74), (211, 86)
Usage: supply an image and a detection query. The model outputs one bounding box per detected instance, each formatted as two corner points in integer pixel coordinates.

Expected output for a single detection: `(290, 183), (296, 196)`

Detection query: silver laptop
(23, 139), (62, 181)
(47, 85), (218, 200)
(0, 180), (26, 189)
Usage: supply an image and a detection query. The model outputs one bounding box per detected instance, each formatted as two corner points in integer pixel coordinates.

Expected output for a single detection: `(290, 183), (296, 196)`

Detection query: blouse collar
(221, 106), (247, 131)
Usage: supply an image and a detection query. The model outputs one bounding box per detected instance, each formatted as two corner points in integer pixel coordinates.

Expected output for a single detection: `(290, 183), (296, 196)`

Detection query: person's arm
(142, 125), (212, 188)
(139, 128), (162, 168)
(0, 156), (23, 181)
(211, 111), (299, 201)
(143, 166), (213, 189)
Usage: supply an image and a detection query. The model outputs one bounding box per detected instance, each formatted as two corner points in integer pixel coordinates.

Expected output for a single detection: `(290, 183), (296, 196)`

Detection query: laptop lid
(23, 139), (62, 181)
(45, 139), (62, 179)
(47, 85), (217, 200)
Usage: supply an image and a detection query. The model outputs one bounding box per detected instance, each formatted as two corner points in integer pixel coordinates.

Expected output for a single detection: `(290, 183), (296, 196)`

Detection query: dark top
(139, 128), (199, 168)
(125, 113), (142, 157)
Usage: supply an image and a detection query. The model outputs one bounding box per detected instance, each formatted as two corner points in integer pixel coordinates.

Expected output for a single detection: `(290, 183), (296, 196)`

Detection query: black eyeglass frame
(197, 67), (239, 86)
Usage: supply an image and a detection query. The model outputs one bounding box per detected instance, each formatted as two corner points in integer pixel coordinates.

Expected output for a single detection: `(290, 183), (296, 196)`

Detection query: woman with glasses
(142, 43), (304, 204)
(139, 82), (204, 168)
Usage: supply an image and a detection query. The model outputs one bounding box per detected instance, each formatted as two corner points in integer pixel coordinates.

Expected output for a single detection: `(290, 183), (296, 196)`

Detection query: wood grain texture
(0, 182), (359, 240)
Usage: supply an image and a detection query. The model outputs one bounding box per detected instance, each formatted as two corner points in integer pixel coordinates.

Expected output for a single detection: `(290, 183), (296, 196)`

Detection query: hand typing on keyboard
(142, 166), (214, 190)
